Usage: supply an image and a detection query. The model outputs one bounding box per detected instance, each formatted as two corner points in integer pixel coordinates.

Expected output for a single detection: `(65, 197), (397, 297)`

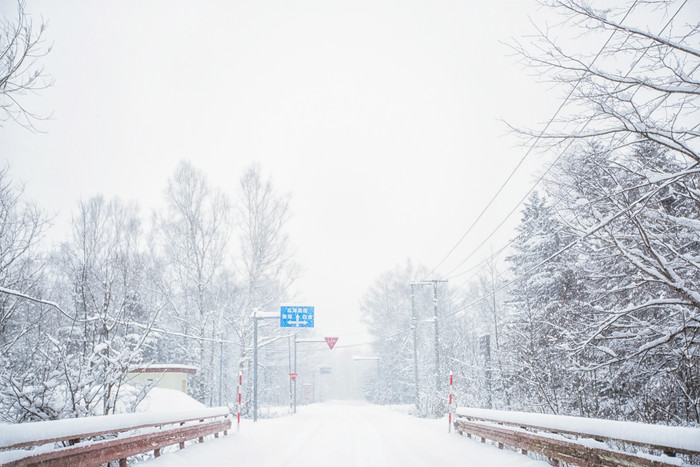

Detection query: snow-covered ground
(142, 401), (549, 467)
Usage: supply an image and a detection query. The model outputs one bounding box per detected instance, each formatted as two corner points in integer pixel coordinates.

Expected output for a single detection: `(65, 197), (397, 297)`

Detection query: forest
(0, 160), (300, 421)
(1, 0), (698, 428)
(361, 1), (699, 425)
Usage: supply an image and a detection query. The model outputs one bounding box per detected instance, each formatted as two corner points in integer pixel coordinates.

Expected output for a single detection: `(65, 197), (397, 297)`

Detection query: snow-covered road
(142, 401), (549, 467)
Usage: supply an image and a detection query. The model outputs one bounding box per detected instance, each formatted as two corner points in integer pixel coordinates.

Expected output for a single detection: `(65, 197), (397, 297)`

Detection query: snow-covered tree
(233, 165), (297, 415)
(549, 141), (699, 423)
(503, 192), (582, 414)
(0, 166), (50, 422)
(361, 261), (461, 416)
(50, 196), (152, 416)
(155, 161), (232, 405)
(512, 0), (699, 165)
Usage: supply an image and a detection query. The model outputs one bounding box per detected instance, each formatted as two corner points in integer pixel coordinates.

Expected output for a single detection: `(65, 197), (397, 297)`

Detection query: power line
(427, 0), (642, 278)
(444, 165), (697, 318)
(433, 0), (691, 281)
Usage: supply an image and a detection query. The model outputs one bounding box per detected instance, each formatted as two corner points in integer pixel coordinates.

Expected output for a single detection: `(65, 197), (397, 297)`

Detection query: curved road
(143, 401), (549, 467)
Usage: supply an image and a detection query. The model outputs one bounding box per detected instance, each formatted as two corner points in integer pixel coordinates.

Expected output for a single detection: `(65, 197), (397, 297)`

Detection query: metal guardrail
(454, 407), (700, 466)
(0, 407), (232, 466)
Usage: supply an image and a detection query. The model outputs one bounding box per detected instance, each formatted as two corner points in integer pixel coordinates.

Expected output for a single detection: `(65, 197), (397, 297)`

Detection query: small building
(127, 364), (197, 393)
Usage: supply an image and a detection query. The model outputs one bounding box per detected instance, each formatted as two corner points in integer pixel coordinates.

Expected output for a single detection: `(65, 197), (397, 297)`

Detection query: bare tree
(0, 1), (51, 129)
(156, 161), (232, 404)
(0, 167), (49, 422)
(0, 166), (46, 350)
(512, 0), (698, 162)
(232, 165), (297, 414)
(510, 0), (699, 423)
(54, 196), (153, 416)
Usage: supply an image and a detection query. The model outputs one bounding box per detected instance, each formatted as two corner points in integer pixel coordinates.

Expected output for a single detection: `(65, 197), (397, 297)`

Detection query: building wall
(128, 372), (188, 393)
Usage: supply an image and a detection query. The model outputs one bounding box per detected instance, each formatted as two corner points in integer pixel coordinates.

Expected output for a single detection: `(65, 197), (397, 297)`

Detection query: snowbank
(0, 402), (226, 450)
(135, 387), (206, 413)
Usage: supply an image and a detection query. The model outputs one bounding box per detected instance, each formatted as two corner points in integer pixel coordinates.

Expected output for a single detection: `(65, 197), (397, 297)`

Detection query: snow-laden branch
(0, 286), (88, 323)
(575, 298), (694, 353)
(557, 0), (700, 59)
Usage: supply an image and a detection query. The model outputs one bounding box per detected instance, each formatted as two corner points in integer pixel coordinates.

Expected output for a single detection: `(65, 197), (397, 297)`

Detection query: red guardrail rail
(0, 407), (231, 466)
(454, 407), (700, 467)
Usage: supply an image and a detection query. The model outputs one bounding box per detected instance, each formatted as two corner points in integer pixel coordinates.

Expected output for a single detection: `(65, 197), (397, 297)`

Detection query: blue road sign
(280, 306), (314, 328)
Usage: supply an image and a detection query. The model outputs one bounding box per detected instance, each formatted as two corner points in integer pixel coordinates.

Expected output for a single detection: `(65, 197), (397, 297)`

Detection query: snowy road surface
(142, 401), (549, 467)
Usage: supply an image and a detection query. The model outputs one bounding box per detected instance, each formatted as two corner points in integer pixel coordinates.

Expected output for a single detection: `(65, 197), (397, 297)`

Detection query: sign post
(280, 306), (314, 414)
(252, 310), (278, 422)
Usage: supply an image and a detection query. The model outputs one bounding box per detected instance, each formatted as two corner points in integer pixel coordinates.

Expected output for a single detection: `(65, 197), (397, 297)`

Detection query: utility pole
(252, 309), (278, 422)
(218, 338), (224, 406)
(420, 279), (447, 415)
(410, 283), (420, 413)
(254, 314), (259, 421)
(482, 334), (492, 409)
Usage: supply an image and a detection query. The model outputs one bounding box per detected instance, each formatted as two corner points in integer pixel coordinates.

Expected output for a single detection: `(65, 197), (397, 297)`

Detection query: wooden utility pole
(411, 279), (447, 416)
(424, 279), (448, 409)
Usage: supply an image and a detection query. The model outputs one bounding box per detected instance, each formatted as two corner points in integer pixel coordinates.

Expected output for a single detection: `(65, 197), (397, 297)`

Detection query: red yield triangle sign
(289, 373), (297, 381)
(325, 337), (339, 350)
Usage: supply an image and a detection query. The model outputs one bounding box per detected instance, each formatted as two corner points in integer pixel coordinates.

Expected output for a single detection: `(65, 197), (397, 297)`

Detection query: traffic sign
(325, 337), (338, 350)
(280, 306), (314, 328)
(289, 373), (297, 381)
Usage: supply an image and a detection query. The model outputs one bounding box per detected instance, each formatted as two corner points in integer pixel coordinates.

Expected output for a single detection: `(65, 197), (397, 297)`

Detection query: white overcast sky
(3, 1), (563, 339)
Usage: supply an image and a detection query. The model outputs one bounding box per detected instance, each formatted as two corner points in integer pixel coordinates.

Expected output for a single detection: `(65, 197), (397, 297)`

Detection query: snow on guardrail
(455, 407), (700, 453)
(0, 406), (230, 450)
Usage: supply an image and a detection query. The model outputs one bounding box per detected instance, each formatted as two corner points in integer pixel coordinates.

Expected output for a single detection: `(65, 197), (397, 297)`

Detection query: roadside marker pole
(389, 382), (392, 411)
(237, 371), (242, 432)
(448, 371), (453, 433)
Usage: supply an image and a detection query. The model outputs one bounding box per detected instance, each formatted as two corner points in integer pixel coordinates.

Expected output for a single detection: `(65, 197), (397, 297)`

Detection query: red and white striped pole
(237, 370), (242, 432)
(448, 371), (453, 433)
